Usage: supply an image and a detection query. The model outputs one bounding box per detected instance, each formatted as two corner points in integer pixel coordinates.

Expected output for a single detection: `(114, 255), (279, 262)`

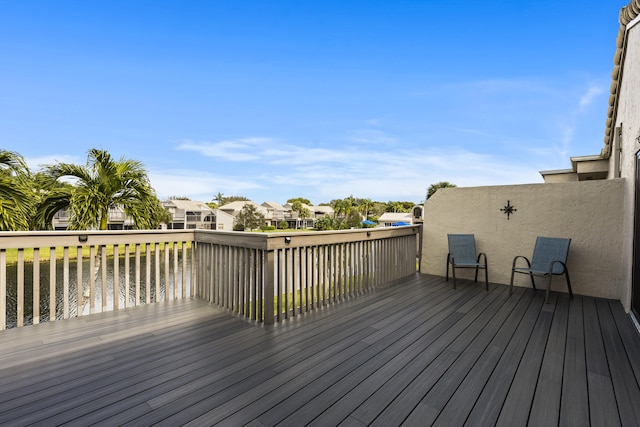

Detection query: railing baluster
(0, 249), (5, 331)
(63, 246), (70, 318)
(33, 248), (40, 324)
(182, 242), (187, 298)
(124, 244), (130, 308)
(173, 242), (179, 299)
(135, 244), (141, 306)
(17, 249), (24, 327)
(264, 250), (274, 325)
(155, 243), (160, 303)
(145, 243), (151, 304)
(113, 245), (119, 310)
(77, 246), (83, 316)
(50, 247), (56, 321)
(89, 245), (95, 314)
(164, 242), (170, 301)
(101, 245), (107, 311)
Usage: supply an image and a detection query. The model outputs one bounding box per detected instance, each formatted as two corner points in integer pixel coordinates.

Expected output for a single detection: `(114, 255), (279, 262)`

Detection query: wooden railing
(0, 226), (421, 329)
(194, 226), (420, 324)
(0, 230), (194, 330)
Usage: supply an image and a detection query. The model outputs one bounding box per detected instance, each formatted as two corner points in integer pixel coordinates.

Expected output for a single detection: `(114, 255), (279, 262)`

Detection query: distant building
(378, 212), (414, 227)
(261, 201), (289, 227)
(162, 199), (234, 230)
(52, 206), (134, 230)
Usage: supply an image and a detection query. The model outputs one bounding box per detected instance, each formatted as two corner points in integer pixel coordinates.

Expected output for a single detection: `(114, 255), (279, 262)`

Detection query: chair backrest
(530, 236), (571, 274)
(447, 234), (477, 263)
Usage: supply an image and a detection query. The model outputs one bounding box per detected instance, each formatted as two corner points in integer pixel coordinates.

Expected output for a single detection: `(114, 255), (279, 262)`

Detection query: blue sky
(0, 0), (628, 205)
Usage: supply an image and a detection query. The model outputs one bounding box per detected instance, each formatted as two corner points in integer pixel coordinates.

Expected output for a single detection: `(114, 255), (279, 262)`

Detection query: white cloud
(25, 154), (83, 171)
(578, 84), (604, 111)
(177, 138), (275, 161)
(148, 169), (262, 201)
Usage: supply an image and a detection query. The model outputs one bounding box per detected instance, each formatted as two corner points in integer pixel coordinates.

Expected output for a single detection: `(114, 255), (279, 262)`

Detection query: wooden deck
(1, 274), (639, 426)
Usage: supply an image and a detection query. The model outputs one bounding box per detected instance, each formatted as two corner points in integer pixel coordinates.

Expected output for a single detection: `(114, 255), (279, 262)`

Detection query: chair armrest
(548, 260), (567, 276)
(477, 252), (487, 266)
(511, 255), (531, 270)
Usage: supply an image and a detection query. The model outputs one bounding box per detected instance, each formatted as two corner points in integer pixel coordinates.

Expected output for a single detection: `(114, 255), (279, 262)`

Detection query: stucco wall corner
(421, 180), (626, 301)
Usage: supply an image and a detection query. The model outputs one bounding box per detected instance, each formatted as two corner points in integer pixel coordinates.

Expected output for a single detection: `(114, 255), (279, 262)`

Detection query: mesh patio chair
(446, 234), (488, 290)
(509, 236), (573, 303)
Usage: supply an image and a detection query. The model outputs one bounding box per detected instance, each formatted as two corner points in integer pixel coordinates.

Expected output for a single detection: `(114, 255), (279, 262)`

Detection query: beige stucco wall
(607, 16), (640, 310)
(421, 180), (625, 300)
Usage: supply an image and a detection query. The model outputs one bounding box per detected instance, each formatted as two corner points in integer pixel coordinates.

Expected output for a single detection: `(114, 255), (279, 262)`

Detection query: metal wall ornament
(500, 200), (517, 220)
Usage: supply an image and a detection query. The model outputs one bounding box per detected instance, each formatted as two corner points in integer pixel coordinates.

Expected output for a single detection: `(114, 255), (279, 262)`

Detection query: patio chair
(446, 234), (488, 290)
(509, 236), (573, 303)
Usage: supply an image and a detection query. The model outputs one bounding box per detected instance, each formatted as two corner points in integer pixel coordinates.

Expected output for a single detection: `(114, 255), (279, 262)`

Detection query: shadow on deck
(1, 274), (639, 426)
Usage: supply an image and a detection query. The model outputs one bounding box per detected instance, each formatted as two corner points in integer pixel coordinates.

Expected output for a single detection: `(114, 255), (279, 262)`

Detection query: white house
(162, 199), (234, 231)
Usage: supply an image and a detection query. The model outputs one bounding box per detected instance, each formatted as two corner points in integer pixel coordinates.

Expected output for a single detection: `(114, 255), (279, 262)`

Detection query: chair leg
(446, 255), (450, 282)
(474, 266), (479, 283)
(509, 269), (515, 296)
(484, 266), (489, 290)
(565, 270), (573, 299)
(545, 275), (552, 304)
(452, 266), (457, 289)
(529, 273), (536, 290)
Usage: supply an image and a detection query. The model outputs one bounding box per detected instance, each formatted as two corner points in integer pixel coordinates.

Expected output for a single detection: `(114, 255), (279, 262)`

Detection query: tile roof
(603, 0), (640, 157)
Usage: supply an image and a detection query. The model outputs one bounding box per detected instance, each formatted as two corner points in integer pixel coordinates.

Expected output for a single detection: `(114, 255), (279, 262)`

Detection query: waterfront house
(162, 199), (234, 231)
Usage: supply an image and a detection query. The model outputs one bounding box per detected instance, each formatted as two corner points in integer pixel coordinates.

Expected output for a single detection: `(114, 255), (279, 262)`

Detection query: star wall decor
(500, 200), (517, 220)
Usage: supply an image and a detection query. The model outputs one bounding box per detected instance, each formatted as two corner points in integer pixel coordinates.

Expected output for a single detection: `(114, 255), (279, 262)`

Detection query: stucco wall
(421, 180), (625, 300)
(608, 16), (640, 309)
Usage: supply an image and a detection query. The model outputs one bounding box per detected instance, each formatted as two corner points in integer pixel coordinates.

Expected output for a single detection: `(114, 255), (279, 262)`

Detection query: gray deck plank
(270, 285), (498, 427)
(528, 294), (569, 427)
(346, 284), (500, 426)
(559, 296), (590, 427)
(193, 281), (487, 426)
(584, 297), (621, 427)
(367, 285), (508, 427)
(596, 299), (640, 426)
(463, 290), (545, 426)
(495, 294), (557, 427)
(429, 287), (532, 427)
(609, 300), (640, 385)
(0, 274), (638, 427)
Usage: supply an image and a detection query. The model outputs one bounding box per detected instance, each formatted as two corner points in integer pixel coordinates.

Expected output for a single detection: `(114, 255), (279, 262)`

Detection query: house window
(186, 211), (201, 222)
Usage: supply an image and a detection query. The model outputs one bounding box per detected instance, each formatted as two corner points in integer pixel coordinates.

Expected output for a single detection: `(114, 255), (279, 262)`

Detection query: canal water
(4, 253), (192, 329)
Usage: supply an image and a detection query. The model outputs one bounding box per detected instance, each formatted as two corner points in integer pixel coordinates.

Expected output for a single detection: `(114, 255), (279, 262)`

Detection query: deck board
(0, 274), (639, 426)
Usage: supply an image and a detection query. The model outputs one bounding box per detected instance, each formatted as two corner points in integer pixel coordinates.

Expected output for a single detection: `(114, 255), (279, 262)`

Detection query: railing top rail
(0, 230), (196, 249)
(195, 225), (421, 250)
(0, 225), (421, 250)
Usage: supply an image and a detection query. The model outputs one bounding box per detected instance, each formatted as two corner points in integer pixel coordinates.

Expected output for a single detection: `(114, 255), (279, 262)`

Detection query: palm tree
(0, 150), (32, 231)
(291, 201), (310, 229)
(358, 198), (374, 219)
(427, 181), (457, 200)
(41, 148), (166, 230)
(29, 172), (73, 230)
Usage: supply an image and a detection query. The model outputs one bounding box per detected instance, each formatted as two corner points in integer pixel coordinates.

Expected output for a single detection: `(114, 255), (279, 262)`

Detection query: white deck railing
(0, 226), (420, 329)
(0, 230), (194, 330)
